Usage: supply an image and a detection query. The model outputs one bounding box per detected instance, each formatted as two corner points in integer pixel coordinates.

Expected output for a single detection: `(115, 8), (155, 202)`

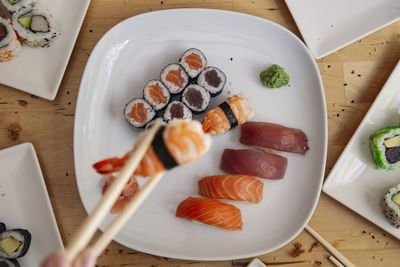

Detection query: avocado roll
(143, 80), (170, 111)
(381, 183), (400, 228)
(0, 0), (35, 13)
(0, 17), (21, 62)
(124, 98), (156, 129)
(197, 66), (226, 96)
(0, 259), (20, 267)
(0, 229), (31, 259)
(179, 48), (207, 79)
(160, 63), (189, 94)
(181, 84), (210, 113)
(369, 126), (400, 170)
(163, 101), (192, 122)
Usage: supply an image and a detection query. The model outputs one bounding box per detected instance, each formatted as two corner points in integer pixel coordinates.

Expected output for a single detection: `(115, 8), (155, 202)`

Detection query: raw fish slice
(220, 149), (287, 180)
(176, 196), (242, 231)
(240, 122), (309, 155)
(198, 175), (263, 203)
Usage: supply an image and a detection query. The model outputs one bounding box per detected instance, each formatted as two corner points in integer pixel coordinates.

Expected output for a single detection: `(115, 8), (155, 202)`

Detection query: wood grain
(1, 0), (400, 266)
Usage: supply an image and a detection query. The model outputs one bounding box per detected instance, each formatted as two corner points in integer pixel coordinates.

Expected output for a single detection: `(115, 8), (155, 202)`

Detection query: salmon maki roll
(0, 17), (21, 62)
(179, 48), (207, 78)
(176, 196), (242, 231)
(197, 66), (226, 96)
(202, 94), (254, 135)
(124, 98), (156, 128)
(163, 101), (192, 122)
(198, 175), (263, 203)
(161, 63), (189, 94)
(143, 80), (170, 111)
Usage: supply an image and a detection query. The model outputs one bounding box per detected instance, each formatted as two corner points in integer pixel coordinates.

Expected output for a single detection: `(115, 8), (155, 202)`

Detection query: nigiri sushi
(198, 175), (263, 203)
(240, 122), (309, 155)
(93, 119), (211, 177)
(176, 196), (242, 231)
(202, 94), (254, 135)
(220, 149), (287, 180)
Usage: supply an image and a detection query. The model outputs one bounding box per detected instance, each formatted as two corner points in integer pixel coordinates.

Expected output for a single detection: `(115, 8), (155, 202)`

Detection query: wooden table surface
(1, 1), (400, 266)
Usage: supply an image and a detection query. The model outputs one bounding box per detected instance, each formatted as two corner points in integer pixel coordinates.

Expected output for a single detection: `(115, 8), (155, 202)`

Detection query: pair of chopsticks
(65, 120), (164, 262)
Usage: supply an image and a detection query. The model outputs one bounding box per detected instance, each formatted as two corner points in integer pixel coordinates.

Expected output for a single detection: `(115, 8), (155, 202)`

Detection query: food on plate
(176, 196), (242, 231)
(179, 48), (207, 79)
(0, 17), (21, 62)
(0, 258), (20, 267)
(381, 183), (400, 228)
(197, 66), (226, 96)
(163, 101), (192, 122)
(202, 94), (254, 135)
(259, 64), (290, 88)
(124, 98), (156, 128)
(0, 229), (31, 259)
(240, 121), (309, 155)
(198, 174), (263, 203)
(0, 0), (35, 13)
(181, 84), (210, 113)
(369, 126), (400, 170)
(143, 80), (170, 111)
(93, 119), (211, 176)
(160, 63), (189, 94)
(102, 174), (140, 214)
(145, 118), (166, 130)
(220, 149), (287, 179)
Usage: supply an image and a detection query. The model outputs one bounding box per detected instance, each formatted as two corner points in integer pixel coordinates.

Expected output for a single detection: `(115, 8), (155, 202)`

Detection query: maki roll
(124, 98), (155, 128)
(381, 183), (400, 228)
(197, 66), (226, 96)
(163, 101), (192, 122)
(0, 222), (6, 233)
(12, 4), (60, 47)
(160, 63), (189, 94)
(369, 126), (400, 170)
(0, 229), (31, 259)
(0, 0), (35, 13)
(145, 118), (167, 130)
(181, 84), (210, 113)
(0, 259), (20, 267)
(0, 17), (21, 62)
(143, 80), (170, 111)
(179, 48), (207, 78)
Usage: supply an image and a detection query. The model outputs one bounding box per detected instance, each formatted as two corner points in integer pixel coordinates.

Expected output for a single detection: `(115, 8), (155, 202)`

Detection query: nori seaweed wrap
(0, 229), (31, 259)
(0, 223), (5, 233)
(369, 126), (400, 170)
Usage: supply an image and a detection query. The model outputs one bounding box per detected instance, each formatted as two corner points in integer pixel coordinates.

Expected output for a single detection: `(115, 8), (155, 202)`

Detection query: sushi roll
(381, 183), (400, 228)
(12, 4), (60, 47)
(0, 222), (6, 233)
(179, 48), (207, 78)
(181, 84), (210, 113)
(0, 0), (35, 13)
(369, 126), (400, 170)
(160, 63), (189, 94)
(145, 118), (167, 130)
(0, 17), (21, 62)
(197, 66), (226, 96)
(0, 229), (31, 259)
(124, 98), (156, 128)
(143, 80), (170, 111)
(0, 259), (20, 267)
(163, 101), (192, 122)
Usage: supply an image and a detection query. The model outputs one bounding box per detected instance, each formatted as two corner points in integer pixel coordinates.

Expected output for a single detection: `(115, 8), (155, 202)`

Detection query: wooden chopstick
(305, 225), (356, 267)
(329, 255), (345, 267)
(65, 120), (162, 261)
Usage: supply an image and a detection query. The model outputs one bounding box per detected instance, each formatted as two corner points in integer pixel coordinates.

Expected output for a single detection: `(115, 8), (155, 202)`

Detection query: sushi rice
(124, 98), (155, 128)
(197, 66), (226, 96)
(381, 183), (400, 228)
(143, 79), (170, 111)
(179, 48), (207, 78)
(369, 126), (400, 170)
(0, 17), (21, 62)
(0, 0), (35, 13)
(160, 63), (189, 94)
(181, 84), (210, 113)
(163, 101), (192, 122)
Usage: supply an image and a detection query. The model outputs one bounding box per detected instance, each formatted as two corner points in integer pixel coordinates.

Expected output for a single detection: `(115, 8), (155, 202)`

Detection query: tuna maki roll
(0, 0), (35, 13)
(0, 259), (20, 267)
(381, 183), (400, 228)
(163, 101), (192, 122)
(0, 17), (21, 62)
(179, 48), (207, 79)
(369, 126), (400, 170)
(124, 98), (155, 128)
(0, 229), (31, 259)
(160, 63), (188, 94)
(197, 66), (226, 96)
(143, 80), (170, 111)
(181, 84), (210, 113)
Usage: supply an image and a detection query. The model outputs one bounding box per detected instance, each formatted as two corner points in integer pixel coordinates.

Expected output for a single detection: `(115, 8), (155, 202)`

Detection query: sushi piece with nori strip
(143, 80), (170, 111)
(0, 259), (20, 267)
(181, 84), (210, 113)
(369, 126), (400, 170)
(124, 98), (155, 128)
(0, 223), (5, 233)
(381, 183), (400, 228)
(163, 101), (192, 122)
(179, 48), (207, 78)
(197, 66), (226, 96)
(0, 229), (31, 259)
(160, 63), (189, 94)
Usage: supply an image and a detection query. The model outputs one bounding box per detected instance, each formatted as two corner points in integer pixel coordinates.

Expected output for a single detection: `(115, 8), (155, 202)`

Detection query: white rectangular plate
(0, 0), (91, 100)
(0, 143), (63, 265)
(285, 0), (400, 59)
(323, 60), (400, 239)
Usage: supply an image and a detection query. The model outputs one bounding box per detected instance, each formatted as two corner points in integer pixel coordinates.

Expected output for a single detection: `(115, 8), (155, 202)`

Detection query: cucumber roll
(381, 183), (400, 228)
(369, 126), (400, 170)
(0, 229), (31, 259)
(12, 4), (60, 47)
(0, 0), (35, 13)
(0, 17), (21, 62)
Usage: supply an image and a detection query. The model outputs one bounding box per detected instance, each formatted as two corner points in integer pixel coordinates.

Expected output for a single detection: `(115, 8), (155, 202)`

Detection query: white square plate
(323, 60), (400, 239)
(0, 0), (91, 100)
(285, 0), (400, 59)
(0, 143), (63, 265)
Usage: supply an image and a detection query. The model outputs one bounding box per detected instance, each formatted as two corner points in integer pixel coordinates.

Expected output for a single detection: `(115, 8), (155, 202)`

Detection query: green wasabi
(260, 64), (290, 88)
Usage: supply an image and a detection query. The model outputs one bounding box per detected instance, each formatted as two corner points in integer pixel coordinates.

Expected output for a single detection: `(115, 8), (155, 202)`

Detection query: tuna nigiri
(176, 196), (242, 231)
(202, 94), (254, 135)
(198, 175), (263, 203)
(221, 149), (287, 180)
(240, 121), (309, 155)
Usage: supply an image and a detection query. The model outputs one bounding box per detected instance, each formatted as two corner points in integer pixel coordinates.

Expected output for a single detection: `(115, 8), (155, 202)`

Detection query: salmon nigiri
(198, 175), (263, 203)
(176, 196), (242, 231)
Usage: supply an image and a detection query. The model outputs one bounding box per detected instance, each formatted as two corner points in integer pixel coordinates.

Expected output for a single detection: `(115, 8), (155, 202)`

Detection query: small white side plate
(247, 258), (267, 267)
(0, 143), (63, 265)
(285, 0), (400, 59)
(323, 60), (400, 239)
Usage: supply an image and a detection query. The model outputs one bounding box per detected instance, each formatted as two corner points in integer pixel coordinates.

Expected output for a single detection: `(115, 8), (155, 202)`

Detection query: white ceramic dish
(247, 258), (267, 267)
(0, 0), (91, 100)
(0, 143), (63, 265)
(324, 60), (400, 239)
(74, 9), (327, 260)
(285, 0), (400, 59)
